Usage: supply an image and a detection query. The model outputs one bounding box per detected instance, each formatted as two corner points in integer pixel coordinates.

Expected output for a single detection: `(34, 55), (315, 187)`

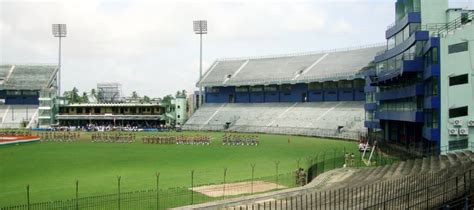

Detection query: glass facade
(365, 0), (441, 147)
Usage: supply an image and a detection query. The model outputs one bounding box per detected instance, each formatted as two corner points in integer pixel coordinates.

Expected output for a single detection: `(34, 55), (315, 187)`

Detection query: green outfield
(0, 131), (360, 207)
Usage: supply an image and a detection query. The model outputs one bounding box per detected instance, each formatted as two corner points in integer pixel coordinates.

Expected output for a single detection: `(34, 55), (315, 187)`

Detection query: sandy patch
(191, 181), (287, 197)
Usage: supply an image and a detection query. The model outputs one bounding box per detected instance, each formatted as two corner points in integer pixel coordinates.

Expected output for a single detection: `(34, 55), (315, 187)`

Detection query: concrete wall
(440, 22), (474, 152)
(420, 0), (448, 25)
(175, 96), (188, 125)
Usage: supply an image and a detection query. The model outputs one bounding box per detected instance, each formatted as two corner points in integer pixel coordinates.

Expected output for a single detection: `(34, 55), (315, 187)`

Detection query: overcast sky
(1, 0), (472, 98)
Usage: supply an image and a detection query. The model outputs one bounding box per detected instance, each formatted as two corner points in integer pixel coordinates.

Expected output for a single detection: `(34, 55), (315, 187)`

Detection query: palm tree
(131, 91), (139, 100)
(82, 92), (89, 103)
(90, 88), (97, 98)
(142, 95), (151, 103)
(71, 87), (80, 103)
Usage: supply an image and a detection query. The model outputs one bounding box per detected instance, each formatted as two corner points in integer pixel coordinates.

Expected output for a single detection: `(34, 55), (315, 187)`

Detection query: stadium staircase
(184, 102), (365, 140)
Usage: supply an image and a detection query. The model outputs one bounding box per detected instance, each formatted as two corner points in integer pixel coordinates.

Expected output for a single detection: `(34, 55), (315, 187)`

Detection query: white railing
(183, 124), (365, 140)
(197, 72), (364, 87)
(215, 43), (385, 62)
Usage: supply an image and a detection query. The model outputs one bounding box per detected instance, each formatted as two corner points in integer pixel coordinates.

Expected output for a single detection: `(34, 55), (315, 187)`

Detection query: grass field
(0, 131), (360, 207)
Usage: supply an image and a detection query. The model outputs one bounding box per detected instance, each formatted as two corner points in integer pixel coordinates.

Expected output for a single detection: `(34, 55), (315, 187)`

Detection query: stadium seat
(184, 102), (365, 140)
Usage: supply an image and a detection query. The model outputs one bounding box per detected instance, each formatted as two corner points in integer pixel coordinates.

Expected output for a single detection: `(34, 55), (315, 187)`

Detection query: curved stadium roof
(197, 44), (385, 87)
(0, 64), (58, 90)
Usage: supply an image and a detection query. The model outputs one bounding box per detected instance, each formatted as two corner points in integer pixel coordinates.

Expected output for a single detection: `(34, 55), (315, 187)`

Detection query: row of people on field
(39, 132), (81, 142)
(0, 130), (32, 137)
(91, 133), (136, 143)
(142, 135), (211, 145)
(222, 133), (259, 146)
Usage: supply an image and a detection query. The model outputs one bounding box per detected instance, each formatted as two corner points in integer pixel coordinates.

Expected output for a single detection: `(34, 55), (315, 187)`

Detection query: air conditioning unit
(468, 120), (474, 127)
(459, 128), (469, 136)
(448, 128), (459, 136)
(453, 119), (463, 126)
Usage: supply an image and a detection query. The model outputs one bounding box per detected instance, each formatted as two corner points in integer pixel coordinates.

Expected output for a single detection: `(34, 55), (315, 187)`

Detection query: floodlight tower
(193, 20), (207, 106)
(52, 24), (67, 96)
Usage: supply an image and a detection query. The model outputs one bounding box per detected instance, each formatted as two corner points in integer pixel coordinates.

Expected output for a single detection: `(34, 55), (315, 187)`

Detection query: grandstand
(199, 45), (383, 88)
(185, 45), (383, 139)
(0, 64), (58, 128)
(185, 102), (365, 139)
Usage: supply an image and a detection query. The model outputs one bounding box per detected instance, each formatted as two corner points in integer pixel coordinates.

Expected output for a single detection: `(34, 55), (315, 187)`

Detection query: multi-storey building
(365, 0), (473, 153)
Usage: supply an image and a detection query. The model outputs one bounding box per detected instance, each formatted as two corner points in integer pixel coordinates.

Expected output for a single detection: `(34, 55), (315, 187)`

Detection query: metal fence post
(314, 154), (319, 177)
(76, 180), (79, 210)
(223, 168), (227, 199)
(26, 184), (30, 210)
(191, 170), (194, 205)
(456, 176), (459, 196)
(251, 163), (256, 194)
(406, 191), (410, 209)
(322, 153), (326, 172)
(274, 161), (280, 189)
(464, 197), (469, 209)
(117, 176), (121, 210)
(156, 172), (160, 210)
(464, 172), (467, 193)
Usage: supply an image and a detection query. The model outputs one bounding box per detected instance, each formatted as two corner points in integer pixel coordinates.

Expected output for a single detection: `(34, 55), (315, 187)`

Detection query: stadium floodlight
(193, 20), (207, 106)
(52, 24), (67, 97)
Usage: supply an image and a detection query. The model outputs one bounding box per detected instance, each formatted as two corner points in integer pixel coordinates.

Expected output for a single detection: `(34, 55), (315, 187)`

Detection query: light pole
(52, 24), (67, 97)
(193, 20), (207, 107)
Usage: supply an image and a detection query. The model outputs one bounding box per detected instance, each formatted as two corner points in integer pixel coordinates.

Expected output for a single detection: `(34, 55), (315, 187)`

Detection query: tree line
(62, 88), (187, 104)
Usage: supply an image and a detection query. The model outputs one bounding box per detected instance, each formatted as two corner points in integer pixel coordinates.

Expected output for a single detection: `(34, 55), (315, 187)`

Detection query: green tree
(131, 91), (139, 100)
(97, 90), (104, 103)
(141, 95), (151, 103)
(90, 88), (97, 100)
(82, 92), (89, 103)
(64, 87), (81, 103)
(161, 94), (174, 105)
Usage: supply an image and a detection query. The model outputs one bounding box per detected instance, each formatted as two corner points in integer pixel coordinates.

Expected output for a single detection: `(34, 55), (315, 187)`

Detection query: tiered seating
(303, 46), (384, 78)
(228, 54), (325, 83)
(201, 60), (247, 84)
(0, 65), (11, 81)
(198, 45), (384, 86)
(0, 105), (38, 128)
(184, 102), (365, 139)
(2, 65), (56, 90)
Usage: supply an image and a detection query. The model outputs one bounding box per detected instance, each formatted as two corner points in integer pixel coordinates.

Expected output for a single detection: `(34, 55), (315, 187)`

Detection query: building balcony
(364, 68), (376, 77)
(401, 58), (423, 73)
(365, 120), (380, 129)
(424, 95), (440, 109)
(373, 58), (423, 84)
(375, 83), (424, 101)
(364, 103), (377, 111)
(375, 110), (424, 122)
(386, 12), (421, 39)
(375, 31), (429, 63)
(423, 63), (440, 79)
(423, 127), (440, 142)
(364, 85), (376, 93)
